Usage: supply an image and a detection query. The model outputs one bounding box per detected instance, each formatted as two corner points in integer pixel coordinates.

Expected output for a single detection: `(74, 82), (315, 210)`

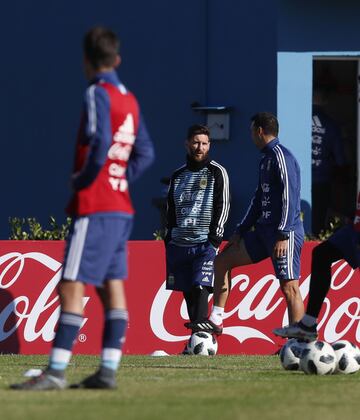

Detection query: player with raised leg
(273, 192), (360, 342)
(188, 113), (304, 336)
(11, 26), (154, 390)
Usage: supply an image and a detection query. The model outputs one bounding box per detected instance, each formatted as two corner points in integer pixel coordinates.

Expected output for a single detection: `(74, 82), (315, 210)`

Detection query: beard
(188, 150), (209, 162)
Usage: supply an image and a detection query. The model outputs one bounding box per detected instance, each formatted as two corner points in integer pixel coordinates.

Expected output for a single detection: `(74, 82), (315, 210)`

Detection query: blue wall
(0, 0), (277, 239)
(204, 0), (277, 231)
(0, 0), (208, 239)
(278, 0), (360, 52)
(2, 0), (360, 240)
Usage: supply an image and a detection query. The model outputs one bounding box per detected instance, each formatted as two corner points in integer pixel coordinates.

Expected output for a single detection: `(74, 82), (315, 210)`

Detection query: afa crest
(200, 176), (207, 189)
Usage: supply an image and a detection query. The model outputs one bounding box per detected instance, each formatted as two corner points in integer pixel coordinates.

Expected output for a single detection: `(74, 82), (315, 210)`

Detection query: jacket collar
(90, 70), (121, 86)
(261, 137), (279, 153)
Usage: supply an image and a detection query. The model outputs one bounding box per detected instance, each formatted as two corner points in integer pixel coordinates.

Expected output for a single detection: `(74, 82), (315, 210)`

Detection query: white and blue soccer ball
(300, 340), (336, 375)
(187, 332), (218, 356)
(331, 340), (360, 374)
(279, 339), (307, 371)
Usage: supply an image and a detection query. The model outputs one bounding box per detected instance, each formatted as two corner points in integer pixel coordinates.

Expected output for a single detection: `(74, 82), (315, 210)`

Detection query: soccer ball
(300, 340), (336, 375)
(279, 339), (307, 370)
(331, 340), (360, 374)
(187, 332), (218, 355)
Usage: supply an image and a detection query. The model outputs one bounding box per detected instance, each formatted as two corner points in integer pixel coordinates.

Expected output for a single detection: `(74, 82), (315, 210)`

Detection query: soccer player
(188, 113), (304, 335)
(312, 84), (346, 235)
(273, 192), (360, 341)
(165, 125), (230, 352)
(11, 26), (154, 390)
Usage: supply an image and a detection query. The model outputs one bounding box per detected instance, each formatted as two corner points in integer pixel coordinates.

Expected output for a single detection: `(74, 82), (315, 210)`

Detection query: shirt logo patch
(200, 176), (207, 189)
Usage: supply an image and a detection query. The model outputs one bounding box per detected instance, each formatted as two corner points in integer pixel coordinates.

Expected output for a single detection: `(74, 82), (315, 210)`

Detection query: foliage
(305, 216), (343, 241)
(153, 229), (165, 240)
(155, 217), (344, 243)
(9, 216), (72, 240)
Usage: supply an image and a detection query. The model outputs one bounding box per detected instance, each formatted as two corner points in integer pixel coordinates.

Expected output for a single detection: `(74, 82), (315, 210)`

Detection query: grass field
(0, 354), (360, 420)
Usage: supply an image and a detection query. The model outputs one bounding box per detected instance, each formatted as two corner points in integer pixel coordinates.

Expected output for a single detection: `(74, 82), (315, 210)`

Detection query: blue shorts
(62, 214), (133, 286)
(166, 242), (217, 292)
(243, 224), (304, 280)
(328, 224), (360, 268)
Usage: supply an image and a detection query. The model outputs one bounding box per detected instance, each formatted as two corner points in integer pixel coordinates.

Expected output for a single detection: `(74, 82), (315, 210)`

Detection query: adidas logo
(113, 114), (136, 144)
(312, 115), (326, 134)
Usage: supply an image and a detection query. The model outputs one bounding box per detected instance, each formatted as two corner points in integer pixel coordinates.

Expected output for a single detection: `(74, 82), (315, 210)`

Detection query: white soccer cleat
(10, 372), (67, 391)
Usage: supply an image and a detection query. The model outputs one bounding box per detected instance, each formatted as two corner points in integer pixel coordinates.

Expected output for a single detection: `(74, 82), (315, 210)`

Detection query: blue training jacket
(312, 106), (345, 184)
(72, 70), (154, 191)
(236, 138), (302, 238)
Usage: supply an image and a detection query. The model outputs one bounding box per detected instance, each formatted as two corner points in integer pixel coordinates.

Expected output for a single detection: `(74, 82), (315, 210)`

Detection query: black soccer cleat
(186, 318), (223, 335)
(70, 369), (117, 390)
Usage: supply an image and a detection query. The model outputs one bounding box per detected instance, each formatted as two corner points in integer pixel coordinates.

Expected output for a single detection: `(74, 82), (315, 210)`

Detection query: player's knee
(280, 281), (300, 300)
(58, 280), (85, 309)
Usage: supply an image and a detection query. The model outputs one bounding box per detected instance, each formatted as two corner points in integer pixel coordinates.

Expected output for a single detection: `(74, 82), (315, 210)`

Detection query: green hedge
(9, 216), (72, 240)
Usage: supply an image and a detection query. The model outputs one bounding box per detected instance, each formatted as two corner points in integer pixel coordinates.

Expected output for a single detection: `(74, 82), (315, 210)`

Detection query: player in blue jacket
(312, 85), (346, 235)
(189, 112), (305, 335)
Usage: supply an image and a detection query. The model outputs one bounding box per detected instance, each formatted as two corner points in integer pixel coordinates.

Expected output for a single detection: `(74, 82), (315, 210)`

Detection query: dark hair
(187, 124), (210, 141)
(83, 26), (120, 70)
(251, 112), (279, 136)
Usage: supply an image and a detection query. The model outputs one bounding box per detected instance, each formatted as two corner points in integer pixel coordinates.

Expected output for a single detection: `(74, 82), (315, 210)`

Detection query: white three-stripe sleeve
(210, 161), (230, 238)
(273, 146), (289, 231)
(86, 84), (97, 135)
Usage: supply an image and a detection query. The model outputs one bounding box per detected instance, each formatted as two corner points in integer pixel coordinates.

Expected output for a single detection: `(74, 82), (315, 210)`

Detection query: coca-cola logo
(150, 260), (360, 345)
(0, 252), (88, 343)
(1, 244), (359, 355)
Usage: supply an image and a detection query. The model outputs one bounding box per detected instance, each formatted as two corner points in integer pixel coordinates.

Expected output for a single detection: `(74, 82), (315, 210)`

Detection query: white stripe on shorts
(287, 231), (294, 278)
(63, 217), (89, 281)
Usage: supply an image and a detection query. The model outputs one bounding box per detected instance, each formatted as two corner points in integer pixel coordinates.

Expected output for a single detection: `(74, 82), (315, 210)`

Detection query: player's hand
(224, 233), (241, 250)
(273, 239), (288, 259)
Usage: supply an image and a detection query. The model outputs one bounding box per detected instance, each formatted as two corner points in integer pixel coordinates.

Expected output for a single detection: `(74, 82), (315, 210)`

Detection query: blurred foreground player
(189, 113), (304, 335)
(273, 193), (360, 341)
(11, 26), (154, 390)
(165, 125), (230, 352)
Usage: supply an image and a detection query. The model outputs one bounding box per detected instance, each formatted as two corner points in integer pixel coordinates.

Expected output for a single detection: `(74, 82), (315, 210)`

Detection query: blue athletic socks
(48, 311), (83, 376)
(48, 309), (128, 379)
(101, 309), (128, 372)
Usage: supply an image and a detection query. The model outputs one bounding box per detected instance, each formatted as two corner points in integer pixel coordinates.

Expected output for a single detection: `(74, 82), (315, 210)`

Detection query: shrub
(9, 216), (72, 240)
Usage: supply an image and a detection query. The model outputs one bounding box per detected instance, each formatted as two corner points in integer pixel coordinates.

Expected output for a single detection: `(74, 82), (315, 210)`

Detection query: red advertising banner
(0, 240), (359, 355)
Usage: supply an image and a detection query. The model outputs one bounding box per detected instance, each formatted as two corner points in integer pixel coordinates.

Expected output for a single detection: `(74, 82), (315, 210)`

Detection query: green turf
(0, 354), (359, 420)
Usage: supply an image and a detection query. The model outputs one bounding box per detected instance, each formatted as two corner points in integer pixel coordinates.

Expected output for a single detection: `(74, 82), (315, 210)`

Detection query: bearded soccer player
(189, 112), (304, 335)
(273, 192), (360, 341)
(165, 125), (230, 353)
(11, 26), (154, 390)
